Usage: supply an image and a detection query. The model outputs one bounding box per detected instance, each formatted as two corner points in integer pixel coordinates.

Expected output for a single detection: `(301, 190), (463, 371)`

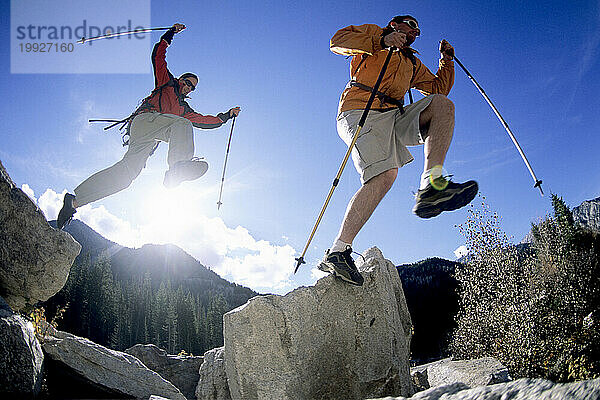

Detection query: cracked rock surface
(223, 247), (412, 400)
(0, 160), (80, 311)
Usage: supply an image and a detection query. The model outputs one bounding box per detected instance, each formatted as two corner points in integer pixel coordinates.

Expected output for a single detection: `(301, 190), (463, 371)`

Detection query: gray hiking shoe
(413, 177), (478, 219)
(164, 158), (209, 189)
(318, 247), (364, 286)
(57, 193), (76, 230)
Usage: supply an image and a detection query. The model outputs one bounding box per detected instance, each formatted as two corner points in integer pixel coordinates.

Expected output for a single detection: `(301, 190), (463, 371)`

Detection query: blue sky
(2, 0), (599, 294)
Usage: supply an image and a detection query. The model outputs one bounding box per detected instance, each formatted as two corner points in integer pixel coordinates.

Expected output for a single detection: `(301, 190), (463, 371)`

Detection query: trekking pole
(217, 116), (236, 210)
(77, 26), (173, 44)
(89, 118), (128, 130)
(294, 48), (396, 273)
(453, 55), (544, 196)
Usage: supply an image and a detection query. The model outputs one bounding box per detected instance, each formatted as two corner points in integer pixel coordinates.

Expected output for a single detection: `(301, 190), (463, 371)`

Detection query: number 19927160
(19, 42), (74, 52)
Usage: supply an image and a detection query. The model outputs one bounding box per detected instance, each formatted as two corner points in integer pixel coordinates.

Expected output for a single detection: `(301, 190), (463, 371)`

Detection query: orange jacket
(331, 24), (454, 113)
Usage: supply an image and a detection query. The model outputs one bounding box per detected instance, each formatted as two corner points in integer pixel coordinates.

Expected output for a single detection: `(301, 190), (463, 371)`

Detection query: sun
(140, 184), (214, 239)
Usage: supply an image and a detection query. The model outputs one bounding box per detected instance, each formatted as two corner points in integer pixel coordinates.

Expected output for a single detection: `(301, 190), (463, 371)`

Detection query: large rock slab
(426, 357), (510, 388)
(196, 346), (231, 400)
(126, 344), (203, 400)
(224, 247), (413, 400)
(42, 330), (186, 400)
(368, 377), (600, 399)
(0, 296), (44, 398)
(0, 160), (81, 311)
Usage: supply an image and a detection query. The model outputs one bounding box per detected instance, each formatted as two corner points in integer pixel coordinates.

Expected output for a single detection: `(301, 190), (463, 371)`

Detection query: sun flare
(140, 184), (214, 239)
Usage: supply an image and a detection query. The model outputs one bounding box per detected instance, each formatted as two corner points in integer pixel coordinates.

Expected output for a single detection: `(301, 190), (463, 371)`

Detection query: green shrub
(451, 195), (600, 381)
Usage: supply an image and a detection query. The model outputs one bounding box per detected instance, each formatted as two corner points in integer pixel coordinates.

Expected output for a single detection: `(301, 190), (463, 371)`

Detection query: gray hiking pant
(74, 112), (194, 206)
(337, 95), (435, 184)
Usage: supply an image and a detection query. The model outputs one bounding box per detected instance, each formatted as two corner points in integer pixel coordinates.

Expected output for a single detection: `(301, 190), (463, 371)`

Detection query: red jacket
(138, 29), (231, 129)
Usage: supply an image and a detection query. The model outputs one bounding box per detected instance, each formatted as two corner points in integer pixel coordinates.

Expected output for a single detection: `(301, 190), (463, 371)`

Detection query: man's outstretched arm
(412, 40), (455, 96)
(330, 24), (385, 56)
(152, 23), (186, 88)
(184, 106), (241, 129)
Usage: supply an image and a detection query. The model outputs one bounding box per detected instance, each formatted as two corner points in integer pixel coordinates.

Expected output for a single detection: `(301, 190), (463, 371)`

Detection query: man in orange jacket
(57, 23), (240, 230)
(319, 15), (477, 285)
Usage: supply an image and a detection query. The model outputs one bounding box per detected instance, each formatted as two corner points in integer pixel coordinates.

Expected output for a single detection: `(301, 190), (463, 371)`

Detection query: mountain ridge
(51, 218), (258, 299)
(573, 196), (600, 232)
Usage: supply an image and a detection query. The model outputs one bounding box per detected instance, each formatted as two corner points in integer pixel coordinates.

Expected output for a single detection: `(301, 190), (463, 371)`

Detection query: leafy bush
(451, 195), (600, 381)
(29, 304), (68, 342)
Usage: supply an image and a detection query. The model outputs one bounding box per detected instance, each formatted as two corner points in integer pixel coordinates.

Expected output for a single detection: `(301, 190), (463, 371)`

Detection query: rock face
(0, 160), (81, 311)
(573, 196), (600, 232)
(196, 347), (231, 400)
(42, 330), (186, 400)
(369, 377), (600, 400)
(125, 344), (203, 400)
(0, 296), (44, 398)
(224, 247), (413, 400)
(425, 357), (510, 388)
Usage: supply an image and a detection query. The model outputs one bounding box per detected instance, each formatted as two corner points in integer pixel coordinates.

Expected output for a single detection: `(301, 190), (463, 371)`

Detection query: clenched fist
(229, 107), (241, 118)
(439, 39), (454, 60)
(383, 31), (408, 49)
(172, 23), (186, 34)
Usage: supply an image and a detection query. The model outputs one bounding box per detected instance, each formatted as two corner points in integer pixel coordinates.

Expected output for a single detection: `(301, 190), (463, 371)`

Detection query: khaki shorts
(337, 94), (435, 183)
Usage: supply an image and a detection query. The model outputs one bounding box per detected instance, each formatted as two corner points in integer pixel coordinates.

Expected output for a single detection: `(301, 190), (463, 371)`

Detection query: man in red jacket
(57, 23), (240, 229)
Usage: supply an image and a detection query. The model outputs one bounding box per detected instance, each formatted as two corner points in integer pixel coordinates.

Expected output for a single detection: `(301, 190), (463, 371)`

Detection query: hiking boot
(318, 247), (364, 286)
(413, 177), (478, 219)
(163, 158), (209, 189)
(57, 193), (76, 230)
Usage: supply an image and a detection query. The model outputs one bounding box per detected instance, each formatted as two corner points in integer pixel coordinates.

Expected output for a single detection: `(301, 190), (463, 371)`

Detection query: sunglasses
(401, 19), (419, 30)
(182, 78), (195, 91)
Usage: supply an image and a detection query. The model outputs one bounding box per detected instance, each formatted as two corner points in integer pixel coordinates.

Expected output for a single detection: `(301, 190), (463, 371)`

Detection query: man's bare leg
(321, 167), (398, 286)
(419, 94), (455, 176)
(334, 168), (398, 246)
(331, 94), (456, 247)
(413, 94), (478, 218)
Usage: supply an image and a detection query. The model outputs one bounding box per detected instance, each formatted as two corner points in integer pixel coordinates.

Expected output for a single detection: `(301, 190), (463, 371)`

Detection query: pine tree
(166, 286), (178, 353)
(110, 284), (123, 349)
(193, 298), (207, 354)
(142, 272), (154, 343)
(206, 294), (227, 349)
(154, 281), (169, 349)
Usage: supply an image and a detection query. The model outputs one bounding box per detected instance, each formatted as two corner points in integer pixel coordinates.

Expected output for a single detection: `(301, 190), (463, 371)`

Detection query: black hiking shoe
(57, 193), (76, 230)
(318, 247), (364, 286)
(164, 158), (209, 189)
(413, 177), (478, 219)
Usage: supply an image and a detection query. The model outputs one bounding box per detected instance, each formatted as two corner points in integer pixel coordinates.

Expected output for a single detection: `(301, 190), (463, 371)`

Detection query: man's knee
(430, 94), (454, 114)
(121, 157), (147, 183)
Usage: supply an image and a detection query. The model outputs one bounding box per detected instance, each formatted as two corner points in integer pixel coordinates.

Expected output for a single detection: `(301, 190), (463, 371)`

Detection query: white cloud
(77, 204), (140, 248)
(21, 184), (36, 202)
(35, 186), (297, 293)
(38, 188), (65, 221)
(454, 245), (468, 259)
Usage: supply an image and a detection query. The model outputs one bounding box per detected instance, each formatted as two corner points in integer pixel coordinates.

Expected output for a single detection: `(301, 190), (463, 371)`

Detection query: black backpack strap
(399, 49), (418, 105)
(355, 53), (368, 74)
(348, 80), (405, 112)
